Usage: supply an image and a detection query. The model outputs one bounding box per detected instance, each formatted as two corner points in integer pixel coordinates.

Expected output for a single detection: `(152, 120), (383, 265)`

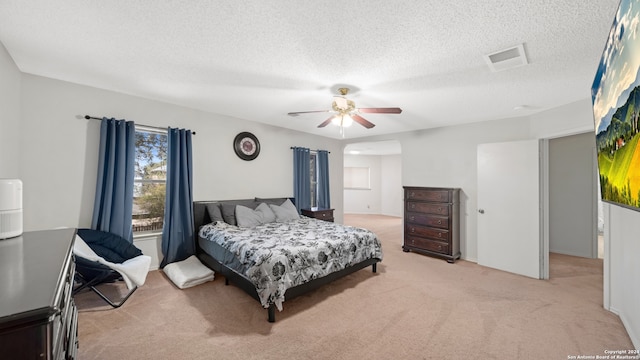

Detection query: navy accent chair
(72, 228), (143, 308)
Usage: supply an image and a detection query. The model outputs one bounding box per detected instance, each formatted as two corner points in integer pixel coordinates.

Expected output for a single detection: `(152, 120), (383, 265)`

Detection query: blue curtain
(317, 150), (331, 208)
(293, 147), (311, 213)
(161, 128), (194, 268)
(91, 118), (135, 242)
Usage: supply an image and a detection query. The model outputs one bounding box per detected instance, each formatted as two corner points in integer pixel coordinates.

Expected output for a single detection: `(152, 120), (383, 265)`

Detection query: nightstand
(301, 208), (334, 222)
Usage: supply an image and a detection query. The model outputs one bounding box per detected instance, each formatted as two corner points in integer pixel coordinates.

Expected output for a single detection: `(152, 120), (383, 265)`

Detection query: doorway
(548, 132), (598, 259)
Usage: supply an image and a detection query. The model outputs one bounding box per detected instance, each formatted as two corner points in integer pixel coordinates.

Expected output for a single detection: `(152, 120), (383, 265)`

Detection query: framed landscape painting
(592, 0), (640, 212)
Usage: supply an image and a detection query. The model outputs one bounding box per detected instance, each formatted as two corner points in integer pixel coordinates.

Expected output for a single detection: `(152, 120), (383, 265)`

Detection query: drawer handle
(410, 204), (415, 209)
(438, 232), (442, 238)
(321, 213), (326, 217)
(437, 220), (442, 225)
(410, 192), (415, 197)
(411, 239), (415, 244)
(410, 216), (415, 221)
(438, 207), (442, 212)
(438, 245), (442, 250)
(410, 227), (415, 233)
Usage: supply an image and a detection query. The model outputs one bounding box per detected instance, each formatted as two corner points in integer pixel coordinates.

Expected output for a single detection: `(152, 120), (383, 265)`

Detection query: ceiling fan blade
(352, 114), (376, 129)
(317, 116), (335, 128)
(357, 107), (402, 114)
(288, 110), (331, 117)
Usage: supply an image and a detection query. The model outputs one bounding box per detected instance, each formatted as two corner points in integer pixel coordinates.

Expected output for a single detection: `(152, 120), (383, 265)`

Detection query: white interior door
(477, 139), (543, 279)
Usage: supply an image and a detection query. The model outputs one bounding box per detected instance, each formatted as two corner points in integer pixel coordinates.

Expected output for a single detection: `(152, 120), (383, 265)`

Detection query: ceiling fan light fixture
(333, 96), (348, 109)
(287, 86), (400, 134)
(332, 114), (353, 127)
(342, 114), (353, 127)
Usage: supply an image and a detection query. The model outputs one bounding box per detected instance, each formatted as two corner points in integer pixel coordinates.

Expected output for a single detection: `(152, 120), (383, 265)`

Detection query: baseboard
(380, 212), (402, 218)
(344, 212), (401, 217)
(548, 249), (593, 258)
(612, 307), (640, 350)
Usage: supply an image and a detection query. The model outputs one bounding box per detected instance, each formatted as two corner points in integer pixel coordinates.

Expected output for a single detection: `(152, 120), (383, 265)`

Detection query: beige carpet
(75, 214), (633, 360)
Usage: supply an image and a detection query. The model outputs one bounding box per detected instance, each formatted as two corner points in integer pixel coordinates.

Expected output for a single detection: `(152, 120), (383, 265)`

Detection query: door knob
(478, 209), (485, 214)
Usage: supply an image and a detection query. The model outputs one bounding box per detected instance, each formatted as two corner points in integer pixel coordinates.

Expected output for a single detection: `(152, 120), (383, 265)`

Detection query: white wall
(18, 74), (344, 230)
(608, 205), (640, 349)
(0, 42), (21, 178)
(529, 98), (595, 138)
(12, 74), (344, 269)
(381, 154), (402, 217)
(343, 154), (402, 216)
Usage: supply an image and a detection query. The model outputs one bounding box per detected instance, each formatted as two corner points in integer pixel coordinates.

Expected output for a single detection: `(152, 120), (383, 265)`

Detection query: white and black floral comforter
(199, 218), (383, 311)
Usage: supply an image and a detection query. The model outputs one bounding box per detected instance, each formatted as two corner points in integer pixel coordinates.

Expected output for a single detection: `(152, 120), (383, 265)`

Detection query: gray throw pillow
(268, 199), (300, 223)
(205, 203), (224, 223)
(221, 203), (237, 225)
(236, 203), (276, 227)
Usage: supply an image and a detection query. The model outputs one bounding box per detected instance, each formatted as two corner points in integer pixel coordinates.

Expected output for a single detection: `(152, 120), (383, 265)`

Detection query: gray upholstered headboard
(192, 197), (295, 246)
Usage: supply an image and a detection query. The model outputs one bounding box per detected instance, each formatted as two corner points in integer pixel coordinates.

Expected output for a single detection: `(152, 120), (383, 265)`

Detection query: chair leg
(73, 272), (138, 308)
(73, 272), (101, 295)
(89, 285), (137, 308)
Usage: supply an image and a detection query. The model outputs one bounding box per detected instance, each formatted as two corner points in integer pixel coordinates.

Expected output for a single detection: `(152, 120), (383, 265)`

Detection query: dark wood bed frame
(192, 199), (381, 322)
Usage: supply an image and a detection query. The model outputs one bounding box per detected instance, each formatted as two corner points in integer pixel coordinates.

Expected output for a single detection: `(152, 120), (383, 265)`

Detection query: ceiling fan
(287, 88), (402, 131)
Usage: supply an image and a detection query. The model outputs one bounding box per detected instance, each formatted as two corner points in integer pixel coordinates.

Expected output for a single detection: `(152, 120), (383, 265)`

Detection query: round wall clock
(233, 132), (260, 161)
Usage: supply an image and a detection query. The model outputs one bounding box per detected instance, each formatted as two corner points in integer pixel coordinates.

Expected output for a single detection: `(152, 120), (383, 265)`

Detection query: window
(344, 167), (371, 189)
(133, 128), (168, 233)
(310, 152), (317, 208)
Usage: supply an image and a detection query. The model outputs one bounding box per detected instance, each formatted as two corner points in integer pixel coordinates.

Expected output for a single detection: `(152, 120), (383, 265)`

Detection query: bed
(192, 197), (383, 322)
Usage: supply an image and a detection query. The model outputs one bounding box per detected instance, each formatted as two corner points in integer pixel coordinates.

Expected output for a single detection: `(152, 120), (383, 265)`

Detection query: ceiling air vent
(484, 43), (528, 72)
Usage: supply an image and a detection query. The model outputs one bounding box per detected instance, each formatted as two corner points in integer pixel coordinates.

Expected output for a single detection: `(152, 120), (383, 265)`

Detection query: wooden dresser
(0, 228), (78, 360)
(403, 187), (460, 263)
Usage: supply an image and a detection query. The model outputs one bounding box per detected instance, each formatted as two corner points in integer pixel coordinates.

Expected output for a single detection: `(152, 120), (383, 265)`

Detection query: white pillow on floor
(163, 255), (214, 289)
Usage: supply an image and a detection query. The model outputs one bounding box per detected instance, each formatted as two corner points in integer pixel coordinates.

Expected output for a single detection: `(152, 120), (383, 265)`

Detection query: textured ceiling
(0, 1), (621, 139)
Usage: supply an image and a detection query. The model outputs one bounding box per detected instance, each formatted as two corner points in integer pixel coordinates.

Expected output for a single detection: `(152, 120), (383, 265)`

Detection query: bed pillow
(205, 203), (224, 223)
(221, 203), (238, 225)
(269, 199), (300, 222)
(236, 203), (276, 227)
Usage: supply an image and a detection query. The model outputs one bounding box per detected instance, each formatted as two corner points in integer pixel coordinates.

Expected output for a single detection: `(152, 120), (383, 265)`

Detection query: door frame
(540, 138), (550, 280)
(542, 131), (600, 276)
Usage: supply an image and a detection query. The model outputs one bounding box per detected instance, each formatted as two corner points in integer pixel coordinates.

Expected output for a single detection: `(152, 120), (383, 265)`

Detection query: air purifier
(0, 179), (23, 239)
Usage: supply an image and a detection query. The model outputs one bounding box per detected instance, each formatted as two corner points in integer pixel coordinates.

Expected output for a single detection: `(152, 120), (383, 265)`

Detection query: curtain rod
(84, 115), (196, 135)
(290, 147), (330, 154)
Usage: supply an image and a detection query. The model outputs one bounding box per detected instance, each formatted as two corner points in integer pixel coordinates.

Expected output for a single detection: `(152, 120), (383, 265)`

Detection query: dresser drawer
(313, 210), (333, 220)
(405, 188), (451, 202)
(406, 212), (449, 229)
(406, 224), (450, 242)
(405, 236), (450, 255)
(301, 208), (334, 222)
(406, 201), (450, 216)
